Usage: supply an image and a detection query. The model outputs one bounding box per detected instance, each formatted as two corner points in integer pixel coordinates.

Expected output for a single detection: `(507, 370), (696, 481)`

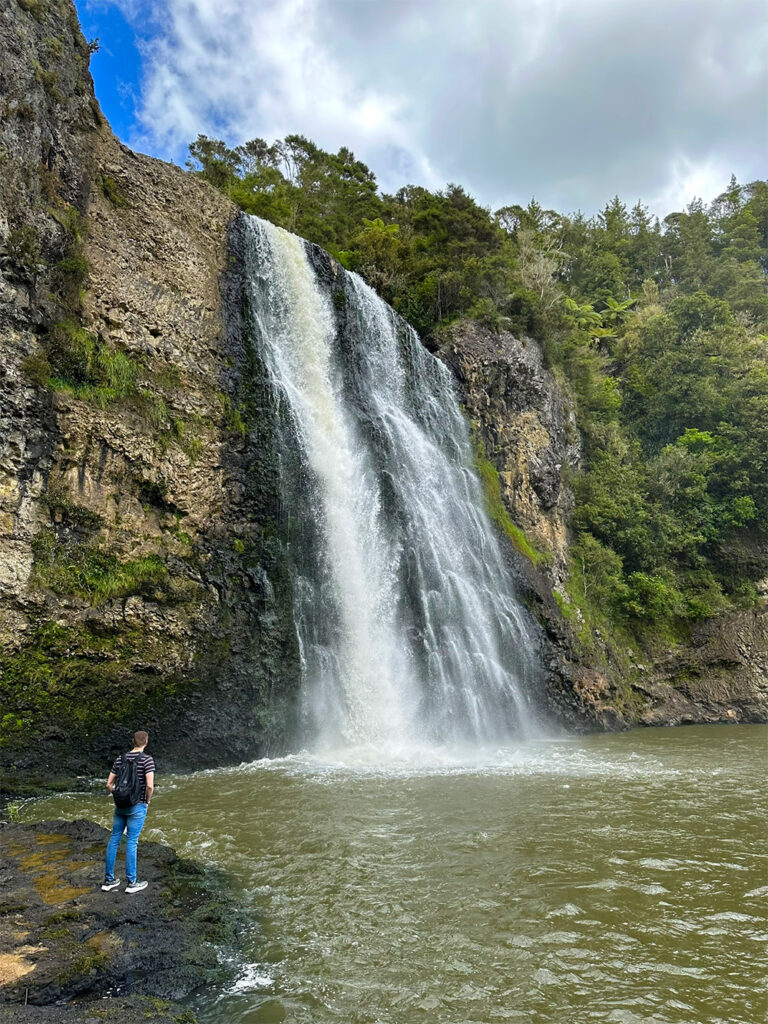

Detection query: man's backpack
(112, 755), (142, 808)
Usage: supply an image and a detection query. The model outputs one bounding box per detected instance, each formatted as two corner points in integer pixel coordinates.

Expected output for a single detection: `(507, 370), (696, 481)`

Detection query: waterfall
(243, 216), (541, 753)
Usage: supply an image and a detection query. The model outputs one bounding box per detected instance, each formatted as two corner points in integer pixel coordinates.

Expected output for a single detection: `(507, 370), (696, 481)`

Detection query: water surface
(21, 725), (767, 1024)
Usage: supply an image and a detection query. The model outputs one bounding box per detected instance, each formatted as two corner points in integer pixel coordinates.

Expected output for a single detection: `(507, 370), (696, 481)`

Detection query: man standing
(102, 730), (155, 894)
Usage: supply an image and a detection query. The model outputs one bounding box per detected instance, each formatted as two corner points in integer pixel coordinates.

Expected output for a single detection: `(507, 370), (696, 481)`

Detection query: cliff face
(436, 322), (768, 728)
(0, 0), (300, 781)
(433, 321), (579, 586)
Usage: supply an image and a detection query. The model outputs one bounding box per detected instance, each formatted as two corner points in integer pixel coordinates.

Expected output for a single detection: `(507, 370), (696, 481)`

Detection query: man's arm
(144, 771), (154, 804)
(106, 771), (116, 793)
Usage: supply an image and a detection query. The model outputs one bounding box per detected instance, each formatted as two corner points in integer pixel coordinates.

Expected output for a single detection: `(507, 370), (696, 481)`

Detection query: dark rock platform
(0, 819), (242, 1023)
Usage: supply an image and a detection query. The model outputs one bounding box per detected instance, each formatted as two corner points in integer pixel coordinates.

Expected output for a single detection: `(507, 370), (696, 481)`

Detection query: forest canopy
(187, 134), (768, 641)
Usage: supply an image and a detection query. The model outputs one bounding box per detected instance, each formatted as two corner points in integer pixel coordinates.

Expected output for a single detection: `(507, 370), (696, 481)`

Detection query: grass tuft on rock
(473, 437), (548, 568)
(31, 530), (168, 604)
(100, 174), (128, 207)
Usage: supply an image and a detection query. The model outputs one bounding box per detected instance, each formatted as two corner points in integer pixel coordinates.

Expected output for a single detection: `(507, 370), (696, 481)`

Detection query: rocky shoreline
(0, 819), (243, 1023)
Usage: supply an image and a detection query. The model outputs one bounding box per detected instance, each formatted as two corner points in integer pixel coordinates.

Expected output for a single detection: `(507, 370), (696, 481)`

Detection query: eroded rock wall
(0, 0), (300, 782)
(434, 320), (578, 584)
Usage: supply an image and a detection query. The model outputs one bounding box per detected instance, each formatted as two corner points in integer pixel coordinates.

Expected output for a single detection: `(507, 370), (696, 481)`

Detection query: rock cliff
(433, 320), (578, 585)
(1, 0), (299, 784)
(435, 322), (768, 728)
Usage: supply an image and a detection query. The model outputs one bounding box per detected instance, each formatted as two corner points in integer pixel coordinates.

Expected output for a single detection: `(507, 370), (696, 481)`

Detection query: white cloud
(99, 0), (767, 215)
(648, 156), (735, 220)
(104, 0), (440, 188)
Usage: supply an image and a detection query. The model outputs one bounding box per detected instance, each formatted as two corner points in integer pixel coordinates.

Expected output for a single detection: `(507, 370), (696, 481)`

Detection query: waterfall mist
(243, 216), (542, 754)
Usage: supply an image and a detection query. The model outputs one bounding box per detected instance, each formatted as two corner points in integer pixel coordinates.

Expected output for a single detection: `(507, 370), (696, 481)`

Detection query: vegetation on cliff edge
(187, 133), (768, 642)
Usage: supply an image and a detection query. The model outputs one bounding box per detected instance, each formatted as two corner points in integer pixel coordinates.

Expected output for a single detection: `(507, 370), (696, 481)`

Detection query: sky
(75, 0), (767, 218)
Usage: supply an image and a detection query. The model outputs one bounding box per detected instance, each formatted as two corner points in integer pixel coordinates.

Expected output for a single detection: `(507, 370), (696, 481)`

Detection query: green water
(20, 725), (767, 1024)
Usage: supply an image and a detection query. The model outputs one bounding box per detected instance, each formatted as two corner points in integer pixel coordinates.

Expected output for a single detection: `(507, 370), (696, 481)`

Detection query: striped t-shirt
(111, 751), (156, 803)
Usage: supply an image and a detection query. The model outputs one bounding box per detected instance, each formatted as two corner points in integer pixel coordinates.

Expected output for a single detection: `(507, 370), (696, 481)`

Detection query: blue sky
(74, 0), (768, 217)
(75, 2), (144, 147)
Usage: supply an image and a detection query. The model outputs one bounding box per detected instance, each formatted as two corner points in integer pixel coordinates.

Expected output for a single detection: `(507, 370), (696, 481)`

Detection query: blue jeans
(105, 803), (148, 884)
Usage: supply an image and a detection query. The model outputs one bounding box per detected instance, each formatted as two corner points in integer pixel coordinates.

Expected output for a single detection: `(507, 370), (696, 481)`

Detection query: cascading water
(243, 215), (541, 753)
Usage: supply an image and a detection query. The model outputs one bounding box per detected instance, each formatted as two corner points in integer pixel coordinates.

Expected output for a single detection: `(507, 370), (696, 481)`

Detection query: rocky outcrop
(640, 604), (768, 725)
(433, 320), (579, 585)
(0, 818), (240, 1022)
(0, 0), (300, 781)
(437, 320), (768, 728)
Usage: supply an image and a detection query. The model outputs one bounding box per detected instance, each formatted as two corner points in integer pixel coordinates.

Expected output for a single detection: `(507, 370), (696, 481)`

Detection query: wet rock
(0, 995), (200, 1023)
(0, 819), (241, 1021)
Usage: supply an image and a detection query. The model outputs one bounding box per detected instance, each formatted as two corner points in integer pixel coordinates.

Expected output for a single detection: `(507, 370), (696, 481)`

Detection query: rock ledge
(0, 819), (241, 1023)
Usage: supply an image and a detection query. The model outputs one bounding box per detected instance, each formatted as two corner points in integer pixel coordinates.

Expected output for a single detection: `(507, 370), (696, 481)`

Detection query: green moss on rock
(31, 530), (168, 604)
(0, 620), (184, 746)
(473, 436), (548, 567)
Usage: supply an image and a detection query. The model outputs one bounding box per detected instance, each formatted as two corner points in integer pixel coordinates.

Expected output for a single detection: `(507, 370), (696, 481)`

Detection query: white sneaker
(101, 878), (120, 891)
(125, 880), (148, 894)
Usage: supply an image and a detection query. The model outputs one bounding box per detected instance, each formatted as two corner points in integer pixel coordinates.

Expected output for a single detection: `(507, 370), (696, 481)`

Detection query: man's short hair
(134, 730), (149, 747)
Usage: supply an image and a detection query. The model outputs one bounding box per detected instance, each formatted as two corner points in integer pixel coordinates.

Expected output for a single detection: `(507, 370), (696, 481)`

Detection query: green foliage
(48, 203), (90, 308)
(42, 320), (143, 406)
(341, 216), (404, 302)
(622, 572), (685, 622)
(553, 590), (576, 619)
(43, 35), (63, 58)
(51, 204), (88, 244)
(56, 950), (109, 985)
(563, 297), (603, 331)
(220, 393), (247, 436)
(531, 183), (768, 636)
(192, 131), (767, 635)
(18, 0), (48, 21)
(31, 529), (168, 605)
(100, 175), (127, 207)
(131, 388), (169, 427)
(569, 532), (628, 617)
(40, 323), (187, 438)
(34, 63), (63, 102)
(188, 133), (381, 252)
(170, 415), (206, 463)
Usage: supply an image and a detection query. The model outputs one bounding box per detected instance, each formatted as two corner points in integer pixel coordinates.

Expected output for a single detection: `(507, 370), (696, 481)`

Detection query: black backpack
(112, 755), (143, 808)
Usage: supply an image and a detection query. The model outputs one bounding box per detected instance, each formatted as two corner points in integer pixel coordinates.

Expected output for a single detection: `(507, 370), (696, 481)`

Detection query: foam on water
(179, 736), (691, 784)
